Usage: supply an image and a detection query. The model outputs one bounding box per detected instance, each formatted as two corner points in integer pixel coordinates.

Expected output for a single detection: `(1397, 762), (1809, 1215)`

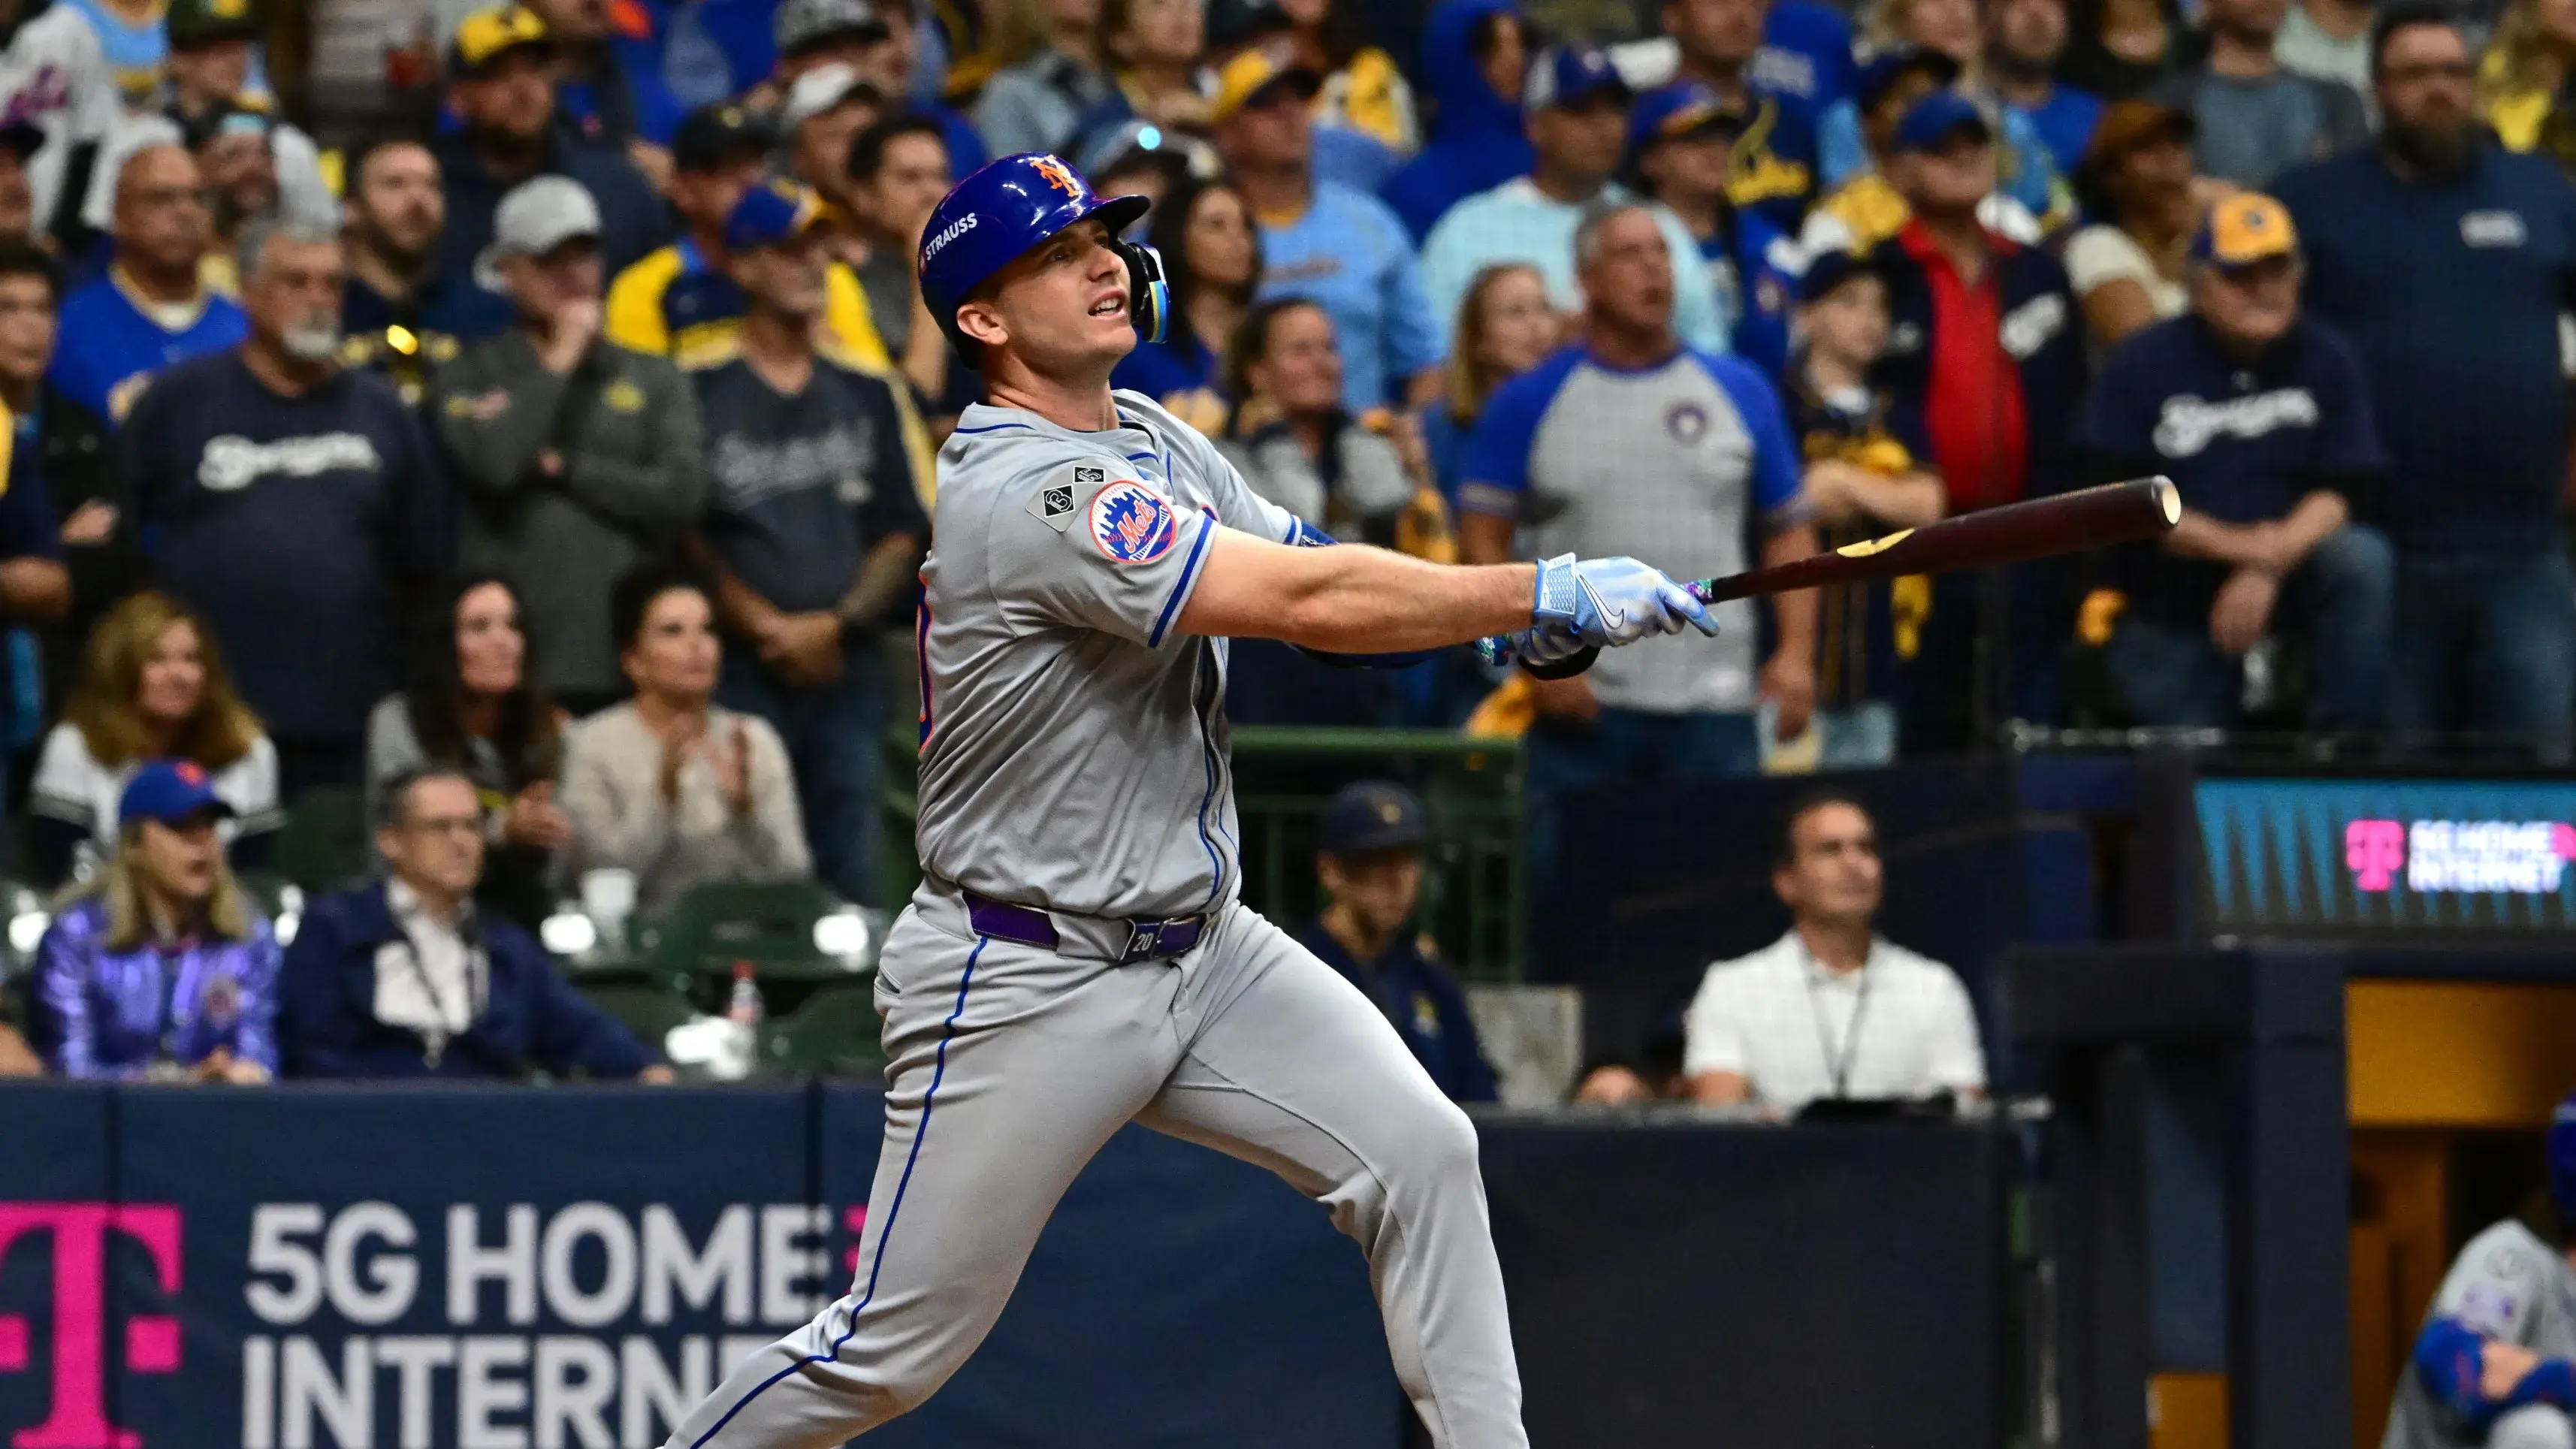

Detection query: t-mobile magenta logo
(2346, 819), (2406, 891)
(0, 1204), (183, 1449)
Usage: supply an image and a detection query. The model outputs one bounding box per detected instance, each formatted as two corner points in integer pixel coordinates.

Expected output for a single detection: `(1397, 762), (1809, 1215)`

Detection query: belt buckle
(1122, 920), (1165, 964)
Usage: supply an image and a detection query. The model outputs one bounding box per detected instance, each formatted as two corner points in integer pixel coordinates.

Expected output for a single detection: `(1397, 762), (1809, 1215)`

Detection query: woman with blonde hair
(27, 760), (279, 1082)
(1420, 261), (1557, 507)
(2481, 0), (2576, 155)
(29, 591), (279, 884)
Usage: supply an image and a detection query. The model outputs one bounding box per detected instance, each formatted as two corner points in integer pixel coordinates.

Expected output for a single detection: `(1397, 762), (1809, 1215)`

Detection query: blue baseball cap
(1856, 45), (1961, 116)
(1525, 44), (1632, 116)
(1892, 91), (1992, 153)
(1626, 83), (1747, 158)
(723, 179), (826, 252)
(1317, 781), (1428, 855)
(1797, 248), (1880, 306)
(119, 759), (234, 829)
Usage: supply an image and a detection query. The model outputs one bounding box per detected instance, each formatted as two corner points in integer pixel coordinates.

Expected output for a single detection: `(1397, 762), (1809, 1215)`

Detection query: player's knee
(1391, 1095), (1482, 1187)
(2491, 1404), (2576, 1449)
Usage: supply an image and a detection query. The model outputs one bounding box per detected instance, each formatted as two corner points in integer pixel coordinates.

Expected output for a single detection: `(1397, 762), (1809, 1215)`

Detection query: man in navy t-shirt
(120, 222), (449, 795)
(2073, 192), (2393, 731)
(2272, 5), (2576, 759)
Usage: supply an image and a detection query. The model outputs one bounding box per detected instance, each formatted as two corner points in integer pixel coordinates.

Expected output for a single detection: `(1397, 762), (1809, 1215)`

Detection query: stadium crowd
(0, 0), (2562, 1097)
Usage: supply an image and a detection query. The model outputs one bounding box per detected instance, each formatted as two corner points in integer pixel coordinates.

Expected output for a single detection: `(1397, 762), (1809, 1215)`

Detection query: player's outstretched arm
(1179, 527), (1539, 654)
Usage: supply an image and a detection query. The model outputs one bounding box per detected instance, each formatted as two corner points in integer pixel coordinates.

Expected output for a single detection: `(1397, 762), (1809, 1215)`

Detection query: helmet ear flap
(1114, 239), (1170, 346)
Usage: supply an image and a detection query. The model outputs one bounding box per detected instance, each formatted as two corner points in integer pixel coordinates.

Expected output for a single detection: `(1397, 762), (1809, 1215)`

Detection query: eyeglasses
(2381, 60), (2472, 83)
(404, 814), (484, 838)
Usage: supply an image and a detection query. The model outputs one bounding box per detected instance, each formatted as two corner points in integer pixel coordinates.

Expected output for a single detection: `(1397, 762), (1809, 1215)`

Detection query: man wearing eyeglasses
(2272, 4), (2576, 762)
(46, 143), (245, 424)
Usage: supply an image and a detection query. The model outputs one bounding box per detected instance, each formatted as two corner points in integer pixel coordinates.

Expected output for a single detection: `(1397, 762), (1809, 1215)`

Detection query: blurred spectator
(439, 175), (702, 714)
(1424, 44), (1729, 356)
(1418, 260), (1553, 506)
(772, 0), (891, 96)
(1379, 0), (1531, 241)
(605, 101), (894, 372)
(80, 0), (332, 240)
(122, 221), (448, 795)
(181, 101), (280, 295)
(1805, 59), (2047, 271)
(1295, 782), (1497, 1105)
(1264, 0), (1418, 159)
(1684, 792), (1986, 1113)
(1458, 204), (1813, 928)
(48, 143), (245, 424)
(1217, 297), (1418, 543)
(31, 591), (277, 882)
(1820, 13), (2066, 226)
(1784, 252), (1945, 767)
(367, 575), (569, 928)
(27, 759), (279, 1082)
(522, 0), (687, 162)
(779, 64), (883, 222)
(2480, 0), (2576, 156)
(1065, 0), (1211, 161)
(433, 5), (670, 340)
(2064, 101), (2200, 350)
(844, 115), (967, 420)
(2143, 0), (2367, 185)
(1988, 0), (2101, 174)
(2060, 0), (2187, 101)
(557, 560), (810, 913)
(279, 764), (669, 1079)
(1080, 124), (1206, 222)
(1111, 174), (1258, 412)
(1215, 40), (1442, 412)
(0, 0), (116, 247)
(2277, 0), (2373, 98)
(974, 0), (1116, 157)
(62, 0), (180, 110)
(1866, 92), (2087, 743)
(0, 240), (126, 729)
(1644, 0), (1826, 230)
(1627, 84), (1799, 376)
(2382, 1097), (2576, 1449)
(695, 181), (926, 907)
(747, 0), (984, 178)
(0, 1022), (35, 1073)
(2274, 6), (2576, 760)
(340, 136), (469, 407)
(2073, 192), (2393, 730)
(838, 0), (985, 174)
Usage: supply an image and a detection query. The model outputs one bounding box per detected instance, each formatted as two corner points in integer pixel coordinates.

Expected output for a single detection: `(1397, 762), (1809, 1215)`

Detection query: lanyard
(1802, 940), (1875, 1100)
(392, 924), (485, 1068)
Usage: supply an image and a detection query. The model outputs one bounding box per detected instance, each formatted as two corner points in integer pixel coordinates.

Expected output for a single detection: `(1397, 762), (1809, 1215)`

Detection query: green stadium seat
(575, 973), (702, 1056)
(271, 787), (370, 893)
(634, 878), (850, 977)
(758, 980), (888, 1079)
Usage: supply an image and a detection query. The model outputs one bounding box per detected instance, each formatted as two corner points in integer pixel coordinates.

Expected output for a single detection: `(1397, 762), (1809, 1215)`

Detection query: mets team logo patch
(1089, 480), (1179, 563)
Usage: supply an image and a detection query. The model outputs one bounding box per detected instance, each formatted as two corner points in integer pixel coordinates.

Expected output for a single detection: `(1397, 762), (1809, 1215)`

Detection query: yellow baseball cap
(2192, 192), (2300, 268)
(448, 5), (550, 74)
(1211, 41), (1321, 124)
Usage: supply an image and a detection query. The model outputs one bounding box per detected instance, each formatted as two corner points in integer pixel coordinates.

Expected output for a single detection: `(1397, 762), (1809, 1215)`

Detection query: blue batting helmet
(916, 152), (1169, 367)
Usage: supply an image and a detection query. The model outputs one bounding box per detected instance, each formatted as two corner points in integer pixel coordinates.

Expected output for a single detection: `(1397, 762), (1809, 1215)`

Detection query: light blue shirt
(1419, 180), (1732, 358)
(1257, 182), (1445, 412)
(1817, 96), (2064, 222)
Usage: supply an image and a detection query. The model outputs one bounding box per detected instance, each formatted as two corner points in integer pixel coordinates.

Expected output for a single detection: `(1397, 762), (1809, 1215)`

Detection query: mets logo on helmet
(1089, 480), (1179, 563)
(1032, 155), (1083, 198)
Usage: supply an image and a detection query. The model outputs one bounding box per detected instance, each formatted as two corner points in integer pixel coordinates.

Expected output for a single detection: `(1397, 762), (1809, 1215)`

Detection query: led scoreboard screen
(2197, 777), (2576, 936)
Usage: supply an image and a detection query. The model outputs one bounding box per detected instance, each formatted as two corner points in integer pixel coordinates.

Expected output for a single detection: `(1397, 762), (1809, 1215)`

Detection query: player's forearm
(1182, 528), (1537, 652)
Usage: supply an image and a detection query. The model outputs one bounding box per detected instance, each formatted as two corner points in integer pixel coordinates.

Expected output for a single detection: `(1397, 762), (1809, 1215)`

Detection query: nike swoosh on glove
(1532, 554), (1719, 648)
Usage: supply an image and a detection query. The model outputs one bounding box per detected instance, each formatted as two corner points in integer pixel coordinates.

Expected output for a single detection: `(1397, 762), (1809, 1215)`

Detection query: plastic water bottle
(727, 961), (766, 1029)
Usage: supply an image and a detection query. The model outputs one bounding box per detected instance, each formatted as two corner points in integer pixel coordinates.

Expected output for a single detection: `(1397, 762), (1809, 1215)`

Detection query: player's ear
(955, 297), (1009, 352)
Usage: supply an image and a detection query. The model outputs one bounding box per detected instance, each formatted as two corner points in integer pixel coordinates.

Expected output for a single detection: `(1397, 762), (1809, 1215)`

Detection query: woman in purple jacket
(28, 759), (280, 1082)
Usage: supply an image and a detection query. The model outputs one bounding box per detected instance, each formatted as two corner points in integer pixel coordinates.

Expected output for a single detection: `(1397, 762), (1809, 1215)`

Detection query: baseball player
(2383, 1093), (2576, 1449)
(655, 152), (1715, 1449)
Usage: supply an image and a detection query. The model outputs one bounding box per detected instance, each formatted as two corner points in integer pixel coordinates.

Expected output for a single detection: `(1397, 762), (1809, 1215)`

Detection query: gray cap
(780, 62), (882, 134)
(773, 0), (886, 58)
(472, 174), (602, 292)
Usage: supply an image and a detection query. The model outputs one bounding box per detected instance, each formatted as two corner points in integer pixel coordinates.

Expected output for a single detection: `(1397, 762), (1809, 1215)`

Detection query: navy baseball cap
(1318, 782), (1428, 855)
(1892, 91), (1992, 153)
(672, 102), (772, 175)
(119, 759), (234, 829)
(1626, 83), (1747, 158)
(723, 178), (827, 251)
(1856, 45), (1961, 115)
(1524, 44), (1632, 116)
(1798, 248), (1880, 306)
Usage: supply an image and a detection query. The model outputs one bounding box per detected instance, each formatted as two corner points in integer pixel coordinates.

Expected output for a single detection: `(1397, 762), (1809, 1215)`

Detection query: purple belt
(963, 891), (1208, 964)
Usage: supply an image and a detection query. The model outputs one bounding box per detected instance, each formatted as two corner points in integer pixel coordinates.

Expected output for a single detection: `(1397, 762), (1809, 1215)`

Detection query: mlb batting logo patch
(1074, 465), (1105, 484)
(1089, 480), (1179, 563)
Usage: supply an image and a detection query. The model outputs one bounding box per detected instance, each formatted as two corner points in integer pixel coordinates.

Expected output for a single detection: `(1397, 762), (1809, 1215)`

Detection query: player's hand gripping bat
(1478, 475), (2183, 679)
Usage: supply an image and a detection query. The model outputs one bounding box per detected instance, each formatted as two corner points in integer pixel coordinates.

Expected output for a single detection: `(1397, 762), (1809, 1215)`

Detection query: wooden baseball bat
(1496, 475), (2182, 680)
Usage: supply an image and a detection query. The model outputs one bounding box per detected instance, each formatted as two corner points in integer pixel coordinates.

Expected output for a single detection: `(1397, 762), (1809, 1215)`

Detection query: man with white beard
(117, 219), (451, 795)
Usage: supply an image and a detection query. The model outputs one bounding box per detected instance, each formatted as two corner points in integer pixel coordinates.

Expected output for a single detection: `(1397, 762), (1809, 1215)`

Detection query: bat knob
(1518, 646), (1600, 681)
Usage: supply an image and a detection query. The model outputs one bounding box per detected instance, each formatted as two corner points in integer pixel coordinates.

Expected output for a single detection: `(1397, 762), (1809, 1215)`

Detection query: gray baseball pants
(657, 887), (1527, 1448)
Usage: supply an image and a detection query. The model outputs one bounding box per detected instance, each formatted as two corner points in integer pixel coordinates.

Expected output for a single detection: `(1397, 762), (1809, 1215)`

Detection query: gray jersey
(914, 391), (1298, 919)
(2384, 1220), (2576, 1449)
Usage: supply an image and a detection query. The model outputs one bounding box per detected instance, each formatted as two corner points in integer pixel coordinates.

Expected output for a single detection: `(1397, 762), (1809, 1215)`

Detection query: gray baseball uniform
(658, 391), (1528, 1449)
(2384, 1220), (2576, 1449)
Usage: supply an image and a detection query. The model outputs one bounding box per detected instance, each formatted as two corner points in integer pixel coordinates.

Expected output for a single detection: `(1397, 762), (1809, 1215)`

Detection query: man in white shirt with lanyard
(1682, 789), (1986, 1112)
